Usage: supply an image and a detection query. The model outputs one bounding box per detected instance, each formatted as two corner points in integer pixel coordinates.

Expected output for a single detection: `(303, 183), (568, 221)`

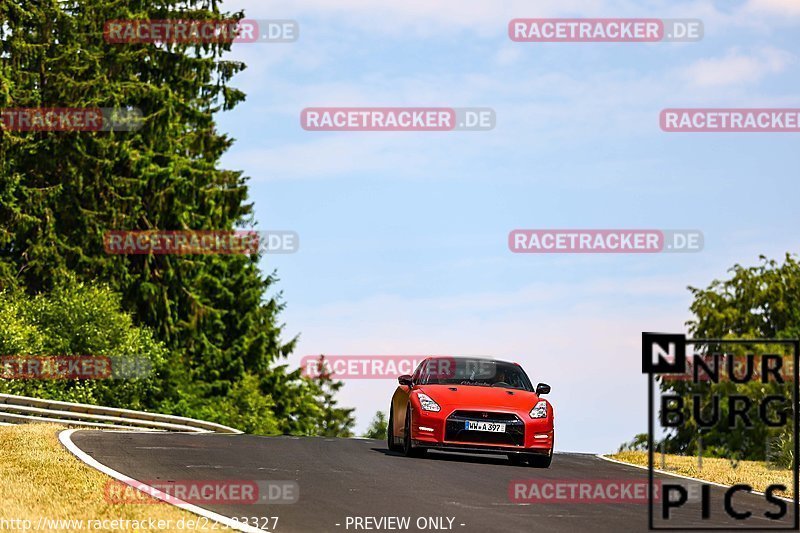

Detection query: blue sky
(217, 0), (800, 452)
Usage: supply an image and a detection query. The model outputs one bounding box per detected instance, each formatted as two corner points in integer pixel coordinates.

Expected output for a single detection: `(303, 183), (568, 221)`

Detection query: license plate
(465, 420), (506, 433)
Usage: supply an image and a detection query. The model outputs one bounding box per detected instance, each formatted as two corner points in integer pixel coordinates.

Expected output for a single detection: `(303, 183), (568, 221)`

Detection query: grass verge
(608, 450), (794, 499)
(0, 423), (226, 530)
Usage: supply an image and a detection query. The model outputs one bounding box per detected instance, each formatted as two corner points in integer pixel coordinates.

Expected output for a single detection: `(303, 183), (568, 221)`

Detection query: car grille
(445, 410), (525, 446)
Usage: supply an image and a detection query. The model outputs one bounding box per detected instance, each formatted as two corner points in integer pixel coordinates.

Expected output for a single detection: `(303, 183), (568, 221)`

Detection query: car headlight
(530, 400), (548, 419)
(418, 393), (441, 412)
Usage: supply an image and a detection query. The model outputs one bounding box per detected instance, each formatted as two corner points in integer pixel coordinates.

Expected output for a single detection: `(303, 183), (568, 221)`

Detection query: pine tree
(0, 0), (352, 435)
(310, 356), (355, 437)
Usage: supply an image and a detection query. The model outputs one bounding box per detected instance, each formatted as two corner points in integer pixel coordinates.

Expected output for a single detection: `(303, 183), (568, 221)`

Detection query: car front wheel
(508, 454), (526, 466)
(387, 404), (401, 452)
(402, 406), (427, 458)
(528, 449), (553, 468)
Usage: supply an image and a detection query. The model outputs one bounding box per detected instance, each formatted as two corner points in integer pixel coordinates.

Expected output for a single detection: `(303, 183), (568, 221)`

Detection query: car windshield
(417, 359), (534, 391)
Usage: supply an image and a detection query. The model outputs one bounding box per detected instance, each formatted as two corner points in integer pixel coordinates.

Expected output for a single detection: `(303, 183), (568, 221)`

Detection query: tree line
(0, 0), (354, 435)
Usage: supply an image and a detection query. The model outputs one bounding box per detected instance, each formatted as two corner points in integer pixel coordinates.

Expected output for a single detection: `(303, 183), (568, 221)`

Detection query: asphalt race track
(69, 431), (796, 533)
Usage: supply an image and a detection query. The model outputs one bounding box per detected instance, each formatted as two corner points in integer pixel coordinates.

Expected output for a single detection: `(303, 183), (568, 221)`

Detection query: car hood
(416, 384), (540, 410)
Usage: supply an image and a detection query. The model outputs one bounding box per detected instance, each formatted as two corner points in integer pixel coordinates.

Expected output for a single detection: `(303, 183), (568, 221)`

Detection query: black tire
(528, 450), (553, 468)
(508, 454), (526, 466)
(402, 406), (427, 458)
(387, 404), (400, 452)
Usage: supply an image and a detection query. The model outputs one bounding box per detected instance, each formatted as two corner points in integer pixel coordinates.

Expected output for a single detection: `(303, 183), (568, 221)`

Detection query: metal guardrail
(0, 393), (242, 434)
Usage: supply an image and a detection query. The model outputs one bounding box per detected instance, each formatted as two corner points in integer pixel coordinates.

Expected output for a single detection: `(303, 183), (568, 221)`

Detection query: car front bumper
(411, 407), (554, 453)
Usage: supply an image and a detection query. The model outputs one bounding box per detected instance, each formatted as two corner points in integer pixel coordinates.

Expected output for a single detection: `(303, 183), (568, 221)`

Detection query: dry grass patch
(609, 450), (794, 499)
(0, 424), (227, 530)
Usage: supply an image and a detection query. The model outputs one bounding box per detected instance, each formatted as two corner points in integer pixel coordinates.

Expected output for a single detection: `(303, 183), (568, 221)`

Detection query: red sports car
(388, 356), (554, 467)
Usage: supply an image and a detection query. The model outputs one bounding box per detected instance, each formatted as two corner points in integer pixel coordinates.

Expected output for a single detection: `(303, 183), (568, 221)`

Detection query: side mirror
(398, 375), (413, 386)
(536, 383), (551, 395)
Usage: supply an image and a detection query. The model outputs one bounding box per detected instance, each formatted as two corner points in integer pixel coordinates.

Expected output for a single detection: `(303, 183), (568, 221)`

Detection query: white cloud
(493, 45), (523, 67)
(743, 0), (800, 18)
(219, 52), (799, 183)
(679, 47), (794, 88)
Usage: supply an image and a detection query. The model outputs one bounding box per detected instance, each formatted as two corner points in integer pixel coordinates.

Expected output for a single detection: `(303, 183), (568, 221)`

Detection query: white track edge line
(596, 453), (795, 503)
(59, 429), (263, 533)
